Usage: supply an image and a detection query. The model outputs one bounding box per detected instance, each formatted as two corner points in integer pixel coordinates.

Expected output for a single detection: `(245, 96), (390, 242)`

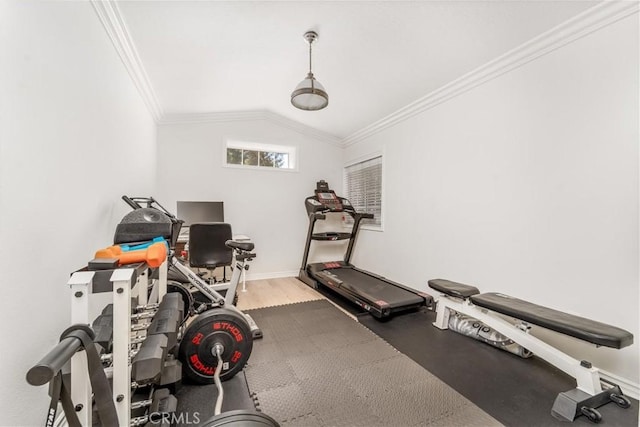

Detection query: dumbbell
(94, 242), (167, 268)
(101, 293), (182, 322)
(133, 293), (186, 327)
(92, 313), (114, 354)
(131, 357), (183, 394)
(130, 388), (178, 427)
(131, 334), (168, 384)
(102, 287), (190, 327)
(135, 292), (184, 317)
(103, 355), (182, 393)
(99, 331), (155, 362)
(104, 315), (181, 382)
(99, 333), (171, 385)
(96, 297), (182, 377)
(93, 312), (178, 362)
(102, 293), (183, 343)
(120, 237), (167, 252)
(130, 307), (181, 350)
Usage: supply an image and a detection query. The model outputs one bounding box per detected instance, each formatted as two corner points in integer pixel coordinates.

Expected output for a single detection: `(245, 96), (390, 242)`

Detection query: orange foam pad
(95, 243), (167, 268)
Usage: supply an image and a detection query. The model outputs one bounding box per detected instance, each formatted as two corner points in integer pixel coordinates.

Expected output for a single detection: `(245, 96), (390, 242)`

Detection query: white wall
(156, 119), (344, 279)
(0, 2), (157, 424)
(345, 15), (639, 389)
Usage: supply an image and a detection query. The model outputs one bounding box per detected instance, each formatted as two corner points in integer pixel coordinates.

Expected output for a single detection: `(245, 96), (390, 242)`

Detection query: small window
(225, 141), (297, 170)
(344, 155), (383, 230)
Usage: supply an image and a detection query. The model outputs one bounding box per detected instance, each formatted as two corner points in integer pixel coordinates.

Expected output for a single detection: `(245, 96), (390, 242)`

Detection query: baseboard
(600, 369), (640, 400)
(245, 270), (298, 281)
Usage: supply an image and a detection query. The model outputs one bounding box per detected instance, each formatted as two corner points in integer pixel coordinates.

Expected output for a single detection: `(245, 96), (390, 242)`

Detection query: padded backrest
(188, 222), (233, 269)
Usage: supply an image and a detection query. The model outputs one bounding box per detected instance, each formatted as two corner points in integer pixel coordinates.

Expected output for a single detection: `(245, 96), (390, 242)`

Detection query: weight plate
(179, 307), (253, 384)
(201, 410), (279, 427)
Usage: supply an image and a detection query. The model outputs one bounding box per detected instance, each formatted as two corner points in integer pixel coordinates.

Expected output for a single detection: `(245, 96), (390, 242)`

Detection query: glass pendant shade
(291, 31), (328, 111)
(291, 72), (329, 110)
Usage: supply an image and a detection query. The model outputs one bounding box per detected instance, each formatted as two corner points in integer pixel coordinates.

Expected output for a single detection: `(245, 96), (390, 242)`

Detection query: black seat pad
(225, 240), (254, 252)
(428, 279), (480, 298)
(470, 293), (633, 349)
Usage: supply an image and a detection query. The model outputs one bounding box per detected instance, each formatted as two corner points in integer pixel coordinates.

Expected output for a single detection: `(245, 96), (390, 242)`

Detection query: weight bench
(428, 279), (634, 423)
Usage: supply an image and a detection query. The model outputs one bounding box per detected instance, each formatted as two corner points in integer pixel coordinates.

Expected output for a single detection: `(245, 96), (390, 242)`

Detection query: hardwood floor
(235, 276), (324, 311)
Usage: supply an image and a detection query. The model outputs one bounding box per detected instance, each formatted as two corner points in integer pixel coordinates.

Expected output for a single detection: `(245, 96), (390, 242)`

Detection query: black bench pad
(428, 279), (480, 298)
(470, 292), (634, 349)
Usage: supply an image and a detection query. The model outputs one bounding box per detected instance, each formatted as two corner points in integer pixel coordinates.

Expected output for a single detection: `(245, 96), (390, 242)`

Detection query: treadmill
(298, 180), (431, 319)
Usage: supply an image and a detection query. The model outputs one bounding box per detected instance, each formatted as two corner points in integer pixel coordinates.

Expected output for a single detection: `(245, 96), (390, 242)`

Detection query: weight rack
(67, 259), (168, 425)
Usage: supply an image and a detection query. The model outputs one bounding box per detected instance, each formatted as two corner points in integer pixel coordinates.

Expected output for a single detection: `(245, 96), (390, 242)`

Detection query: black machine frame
(298, 181), (430, 318)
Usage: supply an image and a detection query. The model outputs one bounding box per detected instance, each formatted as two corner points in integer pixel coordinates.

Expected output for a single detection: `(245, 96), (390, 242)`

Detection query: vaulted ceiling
(116, 1), (599, 139)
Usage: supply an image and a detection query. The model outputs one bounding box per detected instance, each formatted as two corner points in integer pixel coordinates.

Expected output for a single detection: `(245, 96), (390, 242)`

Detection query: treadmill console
(305, 180), (355, 215)
(316, 191), (342, 211)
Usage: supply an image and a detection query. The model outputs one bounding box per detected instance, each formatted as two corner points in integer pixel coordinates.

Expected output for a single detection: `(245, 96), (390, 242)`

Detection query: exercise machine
(299, 180), (431, 318)
(428, 278), (634, 423)
(120, 196), (262, 340)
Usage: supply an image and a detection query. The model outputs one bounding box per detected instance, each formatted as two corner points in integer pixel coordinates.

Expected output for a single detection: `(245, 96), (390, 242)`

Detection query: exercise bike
(119, 196), (262, 384)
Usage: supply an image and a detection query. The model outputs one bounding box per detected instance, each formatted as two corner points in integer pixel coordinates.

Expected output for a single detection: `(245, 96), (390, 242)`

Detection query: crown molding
(342, 0), (639, 147)
(159, 110), (343, 146)
(91, 0), (163, 122)
(160, 111), (265, 124)
(89, 2), (338, 144)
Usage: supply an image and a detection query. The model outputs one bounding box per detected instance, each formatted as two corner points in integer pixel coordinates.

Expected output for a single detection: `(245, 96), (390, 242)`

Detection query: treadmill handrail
(344, 212), (371, 264)
(300, 201), (374, 269)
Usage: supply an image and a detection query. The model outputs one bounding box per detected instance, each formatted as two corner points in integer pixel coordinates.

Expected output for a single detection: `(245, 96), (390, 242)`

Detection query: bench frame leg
(433, 295), (602, 395)
(551, 380), (624, 422)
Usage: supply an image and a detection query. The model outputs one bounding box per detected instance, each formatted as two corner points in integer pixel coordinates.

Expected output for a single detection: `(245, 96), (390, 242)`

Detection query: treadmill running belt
(331, 268), (424, 308)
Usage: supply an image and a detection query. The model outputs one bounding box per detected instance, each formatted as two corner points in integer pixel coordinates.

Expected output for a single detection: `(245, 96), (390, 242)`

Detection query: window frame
(223, 140), (299, 172)
(343, 152), (384, 232)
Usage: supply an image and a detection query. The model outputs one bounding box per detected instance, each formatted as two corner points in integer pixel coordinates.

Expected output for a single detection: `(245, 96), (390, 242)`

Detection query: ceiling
(117, 1), (598, 139)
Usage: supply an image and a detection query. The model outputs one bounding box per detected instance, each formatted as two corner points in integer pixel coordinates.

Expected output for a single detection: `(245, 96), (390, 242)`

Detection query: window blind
(344, 156), (382, 227)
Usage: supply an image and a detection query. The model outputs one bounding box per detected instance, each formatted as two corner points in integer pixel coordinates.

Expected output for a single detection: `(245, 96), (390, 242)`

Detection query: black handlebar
(121, 195), (178, 220)
(26, 325), (95, 386)
(314, 212), (373, 220)
(122, 195), (142, 210)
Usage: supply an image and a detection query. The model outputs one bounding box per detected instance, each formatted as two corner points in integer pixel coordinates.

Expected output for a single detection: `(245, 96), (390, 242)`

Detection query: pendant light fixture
(291, 31), (329, 111)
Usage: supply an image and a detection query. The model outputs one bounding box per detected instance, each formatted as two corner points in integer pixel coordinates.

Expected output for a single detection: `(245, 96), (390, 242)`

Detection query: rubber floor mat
(360, 305), (639, 427)
(244, 299), (502, 426)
